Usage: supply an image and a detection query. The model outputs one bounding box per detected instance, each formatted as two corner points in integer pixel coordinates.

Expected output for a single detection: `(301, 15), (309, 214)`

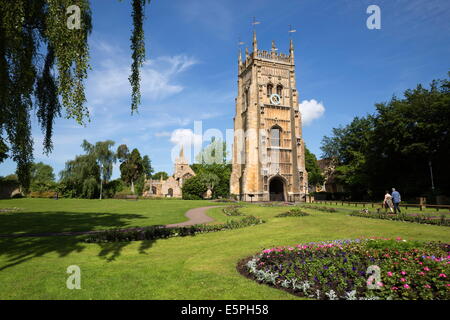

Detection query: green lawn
(0, 198), (218, 235)
(0, 199), (449, 299)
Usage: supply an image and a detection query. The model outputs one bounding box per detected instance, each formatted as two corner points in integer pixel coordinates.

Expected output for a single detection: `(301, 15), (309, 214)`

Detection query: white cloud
(170, 129), (202, 146)
(169, 129), (203, 163)
(87, 53), (198, 107)
(299, 99), (325, 125)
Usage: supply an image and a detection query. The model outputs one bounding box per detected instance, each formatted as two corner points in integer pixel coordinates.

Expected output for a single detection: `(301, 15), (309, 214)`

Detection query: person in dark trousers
(391, 188), (401, 214)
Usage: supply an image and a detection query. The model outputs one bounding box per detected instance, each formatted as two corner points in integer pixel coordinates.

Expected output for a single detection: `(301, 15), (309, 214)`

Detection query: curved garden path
(165, 205), (218, 227)
(0, 205), (220, 238)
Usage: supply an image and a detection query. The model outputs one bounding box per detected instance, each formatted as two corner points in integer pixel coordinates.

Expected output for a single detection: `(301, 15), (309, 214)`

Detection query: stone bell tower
(230, 31), (308, 202)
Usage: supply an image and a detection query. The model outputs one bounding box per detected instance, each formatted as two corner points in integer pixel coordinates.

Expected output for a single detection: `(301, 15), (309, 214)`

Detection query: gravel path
(165, 205), (218, 227)
(0, 206), (220, 238)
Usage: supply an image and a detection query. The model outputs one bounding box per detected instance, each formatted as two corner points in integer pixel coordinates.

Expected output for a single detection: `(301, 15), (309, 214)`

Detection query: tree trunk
(131, 180), (135, 194)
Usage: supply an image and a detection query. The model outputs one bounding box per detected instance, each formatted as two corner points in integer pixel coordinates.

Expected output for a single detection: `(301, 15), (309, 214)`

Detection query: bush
(29, 191), (57, 198)
(30, 181), (58, 193)
(182, 175), (208, 200)
(243, 238), (450, 300)
(103, 179), (124, 198)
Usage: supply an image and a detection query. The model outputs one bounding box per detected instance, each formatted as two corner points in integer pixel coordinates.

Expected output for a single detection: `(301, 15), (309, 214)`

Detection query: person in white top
(383, 191), (394, 213)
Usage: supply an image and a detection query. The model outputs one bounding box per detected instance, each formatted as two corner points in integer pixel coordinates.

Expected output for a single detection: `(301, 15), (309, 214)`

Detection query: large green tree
(152, 171), (168, 180)
(304, 146), (324, 189)
(82, 140), (116, 199)
(0, 0), (150, 192)
(59, 154), (99, 198)
(117, 145), (144, 193)
(142, 155), (153, 178)
(321, 75), (450, 200)
(30, 162), (55, 184)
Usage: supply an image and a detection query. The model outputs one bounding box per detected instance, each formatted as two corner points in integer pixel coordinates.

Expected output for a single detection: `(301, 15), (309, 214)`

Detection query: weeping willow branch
(36, 45), (61, 154)
(0, 0), (151, 191)
(129, 0), (148, 113)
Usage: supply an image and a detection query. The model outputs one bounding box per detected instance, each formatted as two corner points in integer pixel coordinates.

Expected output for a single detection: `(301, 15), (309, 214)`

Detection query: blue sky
(1, 0), (449, 179)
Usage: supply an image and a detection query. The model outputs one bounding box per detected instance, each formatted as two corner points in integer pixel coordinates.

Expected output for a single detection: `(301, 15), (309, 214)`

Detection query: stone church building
(230, 31), (308, 202)
(143, 147), (195, 198)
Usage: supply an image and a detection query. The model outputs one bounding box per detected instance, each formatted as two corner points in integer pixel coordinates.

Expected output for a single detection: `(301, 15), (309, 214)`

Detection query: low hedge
(350, 210), (450, 227)
(29, 191), (57, 198)
(84, 215), (265, 243)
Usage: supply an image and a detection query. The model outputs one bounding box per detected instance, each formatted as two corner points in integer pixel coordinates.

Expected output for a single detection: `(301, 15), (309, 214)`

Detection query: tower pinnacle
(289, 38), (294, 63)
(271, 40), (277, 52)
(252, 30), (257, 52)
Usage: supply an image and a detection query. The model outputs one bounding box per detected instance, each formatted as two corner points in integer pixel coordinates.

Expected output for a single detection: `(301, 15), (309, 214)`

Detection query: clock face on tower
(270, 93), (281, 105)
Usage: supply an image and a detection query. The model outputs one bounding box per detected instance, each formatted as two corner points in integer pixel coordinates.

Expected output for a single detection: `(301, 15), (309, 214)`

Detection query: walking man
(391, 188), (401, 214)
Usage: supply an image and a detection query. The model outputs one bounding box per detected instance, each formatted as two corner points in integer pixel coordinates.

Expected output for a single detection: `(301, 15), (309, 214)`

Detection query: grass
(0, 199), (449, 299)
(0, 198), (218, 235)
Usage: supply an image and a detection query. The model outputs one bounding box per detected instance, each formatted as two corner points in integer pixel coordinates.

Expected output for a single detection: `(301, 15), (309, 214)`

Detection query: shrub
(242, 238), (450, 300)
(182, 175), (208, 200)
(103, 179), (125, 198)
(29, 191), (57, 198)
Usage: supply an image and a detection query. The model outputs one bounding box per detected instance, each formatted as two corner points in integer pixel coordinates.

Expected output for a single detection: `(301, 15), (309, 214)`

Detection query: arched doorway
(168, 188), (173, 197)
(269, 176), (285, 201)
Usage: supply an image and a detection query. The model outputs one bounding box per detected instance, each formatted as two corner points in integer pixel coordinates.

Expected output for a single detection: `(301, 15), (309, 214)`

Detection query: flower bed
(223, 205), (245, 216)
(84, 215), (265, 243)
(301, 205), (337, 213)
(275, 208), (309, 217)
(259, 202), (293, 207)
(239, 238), (449, 300)
(350, 210), (450, 227)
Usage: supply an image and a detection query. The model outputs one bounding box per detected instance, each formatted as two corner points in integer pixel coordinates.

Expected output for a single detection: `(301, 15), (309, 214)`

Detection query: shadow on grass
(0, 236), (157, 270)
(0, 211), (147, 235)
(0, 211), (156, 269)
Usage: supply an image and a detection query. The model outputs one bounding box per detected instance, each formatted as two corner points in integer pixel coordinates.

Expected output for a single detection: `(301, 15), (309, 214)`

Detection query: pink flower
(439, 273), (447, 278)
(424, 284), (431, 289)
(387, 272), (393, 277)
(391, 286), (398, 290)
(401, 271), (407, 275)
(403, 284), (410, 289)
(424, 267), (430, 271)
(376, 282), (384, 287)
(418, 272), (425, 276)
(400, 278), (406, 282)
(418, 262), (423, 265)
(396, 237), (402, 241)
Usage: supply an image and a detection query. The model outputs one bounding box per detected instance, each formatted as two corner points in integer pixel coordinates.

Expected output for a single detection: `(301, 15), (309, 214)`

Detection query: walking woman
(383, 190), (394, 213)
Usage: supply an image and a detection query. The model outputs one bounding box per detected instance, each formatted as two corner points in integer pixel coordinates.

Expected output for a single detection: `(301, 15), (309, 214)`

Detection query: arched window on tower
(267, 84), (273, 96)
(276, 85), (283, 96)
(270, 126), (282, 147)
